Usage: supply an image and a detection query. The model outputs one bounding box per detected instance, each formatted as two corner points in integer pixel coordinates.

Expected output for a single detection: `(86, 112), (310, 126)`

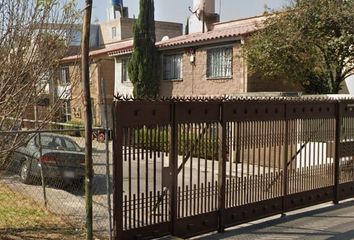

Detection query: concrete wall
(99, 18), (183, 46)
(99, 19), (124, 45)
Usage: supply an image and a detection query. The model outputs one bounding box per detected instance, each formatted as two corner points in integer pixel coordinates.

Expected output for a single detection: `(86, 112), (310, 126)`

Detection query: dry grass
(0, 183), (85, 240)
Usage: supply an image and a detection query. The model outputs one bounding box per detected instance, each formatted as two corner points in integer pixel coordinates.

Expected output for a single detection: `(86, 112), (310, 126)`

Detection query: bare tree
(0, 0), (80, 167)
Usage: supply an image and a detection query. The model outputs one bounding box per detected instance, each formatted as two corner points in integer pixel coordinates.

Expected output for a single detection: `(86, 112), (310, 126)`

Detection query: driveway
(194, 199), (354, 240)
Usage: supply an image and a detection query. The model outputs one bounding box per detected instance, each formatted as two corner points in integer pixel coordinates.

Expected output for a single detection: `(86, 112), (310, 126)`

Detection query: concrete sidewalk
(193, 199), (354, 240)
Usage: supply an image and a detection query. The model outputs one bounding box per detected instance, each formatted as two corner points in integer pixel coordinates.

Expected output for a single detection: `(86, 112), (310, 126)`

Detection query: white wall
(345, 75), (354, 95)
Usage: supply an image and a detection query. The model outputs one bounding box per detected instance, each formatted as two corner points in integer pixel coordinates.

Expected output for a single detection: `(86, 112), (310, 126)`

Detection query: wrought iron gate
(112, 98), (354, 240)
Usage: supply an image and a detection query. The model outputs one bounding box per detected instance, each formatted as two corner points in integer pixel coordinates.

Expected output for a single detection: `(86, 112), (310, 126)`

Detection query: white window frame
(38, 72), (50, 94)
(163, 53), (183, 81)
(60, 66), (70, 85)
(121, 58), (130, 83)
(207, 46), (233, 79)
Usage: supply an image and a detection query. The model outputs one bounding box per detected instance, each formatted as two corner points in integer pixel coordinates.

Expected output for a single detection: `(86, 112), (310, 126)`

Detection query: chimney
(188, 0), (220, 34)
(107, 0), (128, 21)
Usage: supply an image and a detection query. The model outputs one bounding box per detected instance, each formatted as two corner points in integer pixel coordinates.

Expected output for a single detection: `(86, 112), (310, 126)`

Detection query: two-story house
(111, 0), (300, 97)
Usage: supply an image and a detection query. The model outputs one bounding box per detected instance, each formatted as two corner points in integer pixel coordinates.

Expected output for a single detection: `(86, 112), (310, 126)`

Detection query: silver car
(11, 133), (85, 186)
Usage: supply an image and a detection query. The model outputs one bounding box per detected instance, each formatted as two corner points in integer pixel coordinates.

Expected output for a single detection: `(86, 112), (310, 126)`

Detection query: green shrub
(62, 120), (84, 137)
(131, 127), (218, 160)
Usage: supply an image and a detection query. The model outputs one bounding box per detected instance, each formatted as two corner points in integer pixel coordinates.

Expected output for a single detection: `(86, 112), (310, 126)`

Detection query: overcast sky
(78, 0), (291, 24)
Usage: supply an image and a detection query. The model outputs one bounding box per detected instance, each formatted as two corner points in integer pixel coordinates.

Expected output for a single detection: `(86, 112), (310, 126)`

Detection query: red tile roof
(156, 15), (266, 49)
(61, 39), (133, 62)
(61, 15), (266, 61)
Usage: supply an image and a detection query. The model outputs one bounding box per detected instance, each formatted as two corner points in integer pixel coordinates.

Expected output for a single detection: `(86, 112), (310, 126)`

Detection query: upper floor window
(60, 66), (70, 85)
(207, 47), (233, 79)
(89, 65), (95, 84)
(112, 27), (117, 39)
(63, 101), (71, 122)
(122, 58), (130, 83)
(163, 54), (183, 80)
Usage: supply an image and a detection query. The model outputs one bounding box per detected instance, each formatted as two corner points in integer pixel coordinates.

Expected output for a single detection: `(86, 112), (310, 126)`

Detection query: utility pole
(81, 1), (93, 239)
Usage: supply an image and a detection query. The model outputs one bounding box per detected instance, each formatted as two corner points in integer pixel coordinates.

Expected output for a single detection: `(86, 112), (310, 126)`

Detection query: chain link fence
(0, 128), (113, 239)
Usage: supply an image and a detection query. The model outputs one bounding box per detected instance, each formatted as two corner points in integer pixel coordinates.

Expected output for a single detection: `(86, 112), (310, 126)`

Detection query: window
(91, 98), (96, 125)
(207, 47), (233, 79)
(112, 27), (117, 39)
(89, 65), (95, 84)
(38, 72), (50, 94)
(163, 54), (183, 80)
(60, 67), (70, 85)
(63, 101), (71, 121)
(121, 58), (130, 83)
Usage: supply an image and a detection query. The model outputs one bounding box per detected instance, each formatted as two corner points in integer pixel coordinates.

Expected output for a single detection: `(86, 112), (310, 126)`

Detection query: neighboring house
(19, 23), (92, 128)
(52, 25), (100, 124)
(59, 15), (183, 127)
(60, 52), (115, 128)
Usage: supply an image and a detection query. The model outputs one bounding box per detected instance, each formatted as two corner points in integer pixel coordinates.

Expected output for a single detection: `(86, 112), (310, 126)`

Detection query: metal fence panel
(112, 98), (354, 240)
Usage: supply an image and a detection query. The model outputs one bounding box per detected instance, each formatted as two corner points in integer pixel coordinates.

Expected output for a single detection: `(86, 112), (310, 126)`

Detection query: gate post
(218, 102), (226, 233)
(112, 103), (123, 240)
(170, 102), (178, 235)
(334, 100), (341, 204)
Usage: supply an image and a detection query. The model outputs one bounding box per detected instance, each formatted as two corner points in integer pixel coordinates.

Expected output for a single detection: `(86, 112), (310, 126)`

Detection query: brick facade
(160, 43), (247, 96)
(116, 40), (301, 98)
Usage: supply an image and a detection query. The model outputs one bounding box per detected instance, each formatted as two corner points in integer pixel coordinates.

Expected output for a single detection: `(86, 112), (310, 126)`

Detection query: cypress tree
(128, 0), (159, 98)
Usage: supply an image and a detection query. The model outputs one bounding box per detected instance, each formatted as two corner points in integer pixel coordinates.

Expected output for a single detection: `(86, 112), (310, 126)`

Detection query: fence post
(170, 102), (178, 235)
(112, 104), (123, 240)
(38, 132), (47, 208)
(104, 127), (113, 240)
(100, 76), (113, 240)
(282, 103), (288, 216)
(218, 102), (226, 233)
(334, 101), (341, 204)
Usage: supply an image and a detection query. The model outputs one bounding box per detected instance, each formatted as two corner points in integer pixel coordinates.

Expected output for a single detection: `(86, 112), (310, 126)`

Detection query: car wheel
(19, 160), (32, 184)
(69, 177), (85, 191)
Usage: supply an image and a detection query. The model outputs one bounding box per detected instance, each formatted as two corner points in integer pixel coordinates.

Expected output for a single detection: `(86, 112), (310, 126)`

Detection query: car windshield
(39, 135), (81, 152)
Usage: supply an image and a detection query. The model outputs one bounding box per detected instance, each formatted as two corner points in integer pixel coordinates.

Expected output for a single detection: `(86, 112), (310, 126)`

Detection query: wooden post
(81, 1), (93, 239)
